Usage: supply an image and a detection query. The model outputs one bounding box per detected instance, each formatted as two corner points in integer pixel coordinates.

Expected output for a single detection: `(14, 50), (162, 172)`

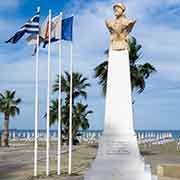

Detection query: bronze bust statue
(106, 3), (136, 51)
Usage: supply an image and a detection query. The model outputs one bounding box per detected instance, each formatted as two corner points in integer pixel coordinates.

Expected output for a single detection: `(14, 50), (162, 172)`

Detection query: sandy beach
(0, 140), (180, 180)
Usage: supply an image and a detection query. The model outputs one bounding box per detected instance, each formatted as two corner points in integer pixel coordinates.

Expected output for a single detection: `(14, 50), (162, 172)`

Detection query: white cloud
(1, 0), (180, 129)
(68, 0), (180, 84)
(68, 0), (180, 129)
(0, 53), (58, 82)
(2, 0), (180, 81)
(0, 18), (22, 41)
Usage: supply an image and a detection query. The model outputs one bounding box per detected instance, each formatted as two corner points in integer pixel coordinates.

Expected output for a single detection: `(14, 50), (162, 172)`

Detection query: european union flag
(62, 16), (73, 41)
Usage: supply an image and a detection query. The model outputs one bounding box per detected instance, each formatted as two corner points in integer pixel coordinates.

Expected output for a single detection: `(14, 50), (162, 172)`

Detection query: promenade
(1, 140), (180, 180)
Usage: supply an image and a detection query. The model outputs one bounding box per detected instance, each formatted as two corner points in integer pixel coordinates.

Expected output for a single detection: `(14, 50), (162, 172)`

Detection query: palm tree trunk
(2, 113), (9, 147)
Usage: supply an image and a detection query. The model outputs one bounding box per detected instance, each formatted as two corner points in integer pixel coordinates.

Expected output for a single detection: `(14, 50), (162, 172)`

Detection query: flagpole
(46, 9), (51, 177)
(68, 38), (73, 175)
(34, 6), (40, 177)
(57, 12), (63, 176)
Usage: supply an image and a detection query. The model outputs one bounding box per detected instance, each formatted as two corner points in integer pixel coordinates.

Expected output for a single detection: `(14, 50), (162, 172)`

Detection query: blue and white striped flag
(6, 7), (40, 44)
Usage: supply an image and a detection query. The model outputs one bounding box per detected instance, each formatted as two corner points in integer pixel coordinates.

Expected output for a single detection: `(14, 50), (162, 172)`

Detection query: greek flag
(6, 7), (40, 44)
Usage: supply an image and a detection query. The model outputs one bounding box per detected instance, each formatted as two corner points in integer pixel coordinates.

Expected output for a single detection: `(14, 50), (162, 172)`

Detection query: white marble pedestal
(84, 50), (153, 180)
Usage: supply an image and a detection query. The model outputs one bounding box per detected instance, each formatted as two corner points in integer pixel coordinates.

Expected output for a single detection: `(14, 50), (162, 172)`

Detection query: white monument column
(84, 49), (153, 180)
(84, 3), (156, 180)
(104, 50), (134, 135)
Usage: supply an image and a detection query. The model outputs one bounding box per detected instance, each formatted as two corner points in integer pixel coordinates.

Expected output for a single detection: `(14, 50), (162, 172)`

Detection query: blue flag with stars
(62, 16), (73, 41)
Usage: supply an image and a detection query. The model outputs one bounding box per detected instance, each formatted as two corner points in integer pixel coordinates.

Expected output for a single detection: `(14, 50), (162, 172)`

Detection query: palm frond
(94, 37), (157, 96)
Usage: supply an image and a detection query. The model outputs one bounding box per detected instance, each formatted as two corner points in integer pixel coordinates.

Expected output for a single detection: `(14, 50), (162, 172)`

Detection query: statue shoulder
(105, 19), (114, 28)
(122, 17), (136, 26)
(122, 18), (136, 34)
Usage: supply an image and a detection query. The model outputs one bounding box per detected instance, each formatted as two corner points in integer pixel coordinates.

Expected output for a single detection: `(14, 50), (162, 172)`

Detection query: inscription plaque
(105, 141), (130, 155)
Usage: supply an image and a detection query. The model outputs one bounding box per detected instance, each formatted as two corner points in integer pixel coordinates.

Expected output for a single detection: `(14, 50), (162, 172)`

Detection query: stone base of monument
(84, 133), (152, 180)
(84, 50), (153, 180)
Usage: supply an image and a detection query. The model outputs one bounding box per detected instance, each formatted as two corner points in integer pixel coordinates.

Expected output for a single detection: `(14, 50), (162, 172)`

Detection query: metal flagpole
(68, 40), (73, 175)
(57, 12), (63, 176)
(46, 9), (51, 176)
(34, 6), (40, 177)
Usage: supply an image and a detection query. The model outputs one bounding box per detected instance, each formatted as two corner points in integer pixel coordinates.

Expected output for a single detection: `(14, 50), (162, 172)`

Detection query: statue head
(113, 3), (126, 18)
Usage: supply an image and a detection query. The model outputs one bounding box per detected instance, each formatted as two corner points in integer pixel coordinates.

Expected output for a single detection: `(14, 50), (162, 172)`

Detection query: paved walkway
(1, 142), (180, 180)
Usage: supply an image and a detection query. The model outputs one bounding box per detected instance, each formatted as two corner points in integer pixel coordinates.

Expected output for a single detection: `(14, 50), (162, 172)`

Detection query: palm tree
(94, 37), (156, 96)
(53, 71), (91, 103)
(94, 61), (108, 96)
(48, 99), (58, 126)
(48, 100), (93, 144)
(0, 90), (21, 147)
(72, 103), (93, 141)
(49, 72), (92, 144)
(73, 103), (92, 130)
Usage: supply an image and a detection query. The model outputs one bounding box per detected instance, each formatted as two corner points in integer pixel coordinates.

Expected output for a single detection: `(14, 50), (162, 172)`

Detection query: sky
(0, 0), (180, 130)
